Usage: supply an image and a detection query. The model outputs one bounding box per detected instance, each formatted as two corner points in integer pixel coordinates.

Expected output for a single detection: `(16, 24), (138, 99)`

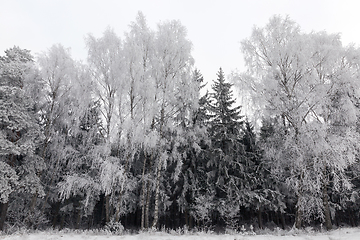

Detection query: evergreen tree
(192, 69), (210, 127)
(206, 68), (246, 229)
(0, 47), (45, 230)
(254, 118), (287, 229)
(209, 68), (243, 149)
(167, 69), (210, 229)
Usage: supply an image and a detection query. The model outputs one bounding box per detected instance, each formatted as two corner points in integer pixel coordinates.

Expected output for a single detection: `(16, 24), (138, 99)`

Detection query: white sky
(1, 0), (360, 83)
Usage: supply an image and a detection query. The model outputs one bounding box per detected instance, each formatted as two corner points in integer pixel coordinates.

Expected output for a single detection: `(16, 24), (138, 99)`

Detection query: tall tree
(36, 44), (87, 228)
(150, 19), (195, 229)
(206, 68), (247, 228)
(86, 28), (126, 223)
(58, 99), (105, 228)
(240, 15), (360, 229)
(56, 62), (106, 228)
(165, 69), (209, 229)
(0, 47), (44, 230)
(257, 117), (288, 229)
(122, 12), (155, 228)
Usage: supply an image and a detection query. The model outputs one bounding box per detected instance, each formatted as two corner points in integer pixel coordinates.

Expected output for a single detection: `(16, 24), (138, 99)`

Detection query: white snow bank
(1, 227), (359, 240)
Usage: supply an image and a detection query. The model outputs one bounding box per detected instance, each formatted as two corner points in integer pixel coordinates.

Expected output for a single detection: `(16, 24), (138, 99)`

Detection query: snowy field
(1, 228), (360, 240)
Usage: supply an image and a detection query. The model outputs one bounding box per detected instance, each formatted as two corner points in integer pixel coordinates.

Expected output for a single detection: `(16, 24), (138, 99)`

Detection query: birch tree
(150, 19), (195, 229)
(55, 62), (105, 228)
(86, 28), (126, 223)
(122, 12), (157, 229)
(239, 15), (360, 229)
(35, 44), (84, 228)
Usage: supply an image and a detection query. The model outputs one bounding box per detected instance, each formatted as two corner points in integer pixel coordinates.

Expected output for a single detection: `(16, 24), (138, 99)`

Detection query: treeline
(1, 13), (360, 232)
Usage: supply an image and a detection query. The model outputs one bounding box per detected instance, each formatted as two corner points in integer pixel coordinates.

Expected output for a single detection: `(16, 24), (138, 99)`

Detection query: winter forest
(1, 13), (360, 233)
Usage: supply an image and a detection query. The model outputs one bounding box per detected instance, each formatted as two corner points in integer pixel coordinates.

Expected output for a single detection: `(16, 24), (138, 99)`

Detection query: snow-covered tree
(239, 15), (360, 229)
(35, 44), (85, 227)
(149, 19), (195, 229)
(0, 47), (44, 230)
(161, 69), (210, 228)
(86, 28), (124, 144)
(205, 68), (250, 228)
(56, 64), (107, 228)
(122, 12), (155, 227)
(85, 28), (127, 223)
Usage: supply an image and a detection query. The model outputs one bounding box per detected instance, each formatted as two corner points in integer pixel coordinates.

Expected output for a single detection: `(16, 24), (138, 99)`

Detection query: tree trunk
(152, 105), (165, 229)
(60, 213), (65, 230)
(295, 171), (304, 229)
(258, 208), (263, 229)
(152, 161), (162, 229)
(0, 202), (8, 231)
(279, 211), (285, 229)
(141, 185), (146, 229)
(115, 189), (124, 223)
(141, 153), (153, 230)
(105, 194), (110, 223)
(76, 210), (81, 229)
(295, 206), (302, 229)
(145, 179), (151, 229)
(322, 183), (332, 230)
(141, 155), (148, 230)
(74, 199), (81, 229)
(52, 202), (60, 228)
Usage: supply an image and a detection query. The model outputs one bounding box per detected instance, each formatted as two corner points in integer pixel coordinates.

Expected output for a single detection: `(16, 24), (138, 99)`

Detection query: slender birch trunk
(151, 105), (165, 229)
(145, 179), (151, 228)
(295, 207), (303, 229)
(152, 161), (162, 229)
(141, 155), (148, 229)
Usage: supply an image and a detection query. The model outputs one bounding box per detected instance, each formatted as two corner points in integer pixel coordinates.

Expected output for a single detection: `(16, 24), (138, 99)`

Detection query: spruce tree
(209, 68), (243, 151)
(171, 69), (212, 228)
(245, 118), (286, 229)
(207, 68), (245, 228)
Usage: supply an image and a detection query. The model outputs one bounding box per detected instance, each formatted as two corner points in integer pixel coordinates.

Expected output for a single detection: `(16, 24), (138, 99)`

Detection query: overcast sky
(1, 0), (360, 82)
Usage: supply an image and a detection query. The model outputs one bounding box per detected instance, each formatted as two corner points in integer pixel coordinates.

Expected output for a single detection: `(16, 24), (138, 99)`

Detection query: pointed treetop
(209, 67), (243, 136)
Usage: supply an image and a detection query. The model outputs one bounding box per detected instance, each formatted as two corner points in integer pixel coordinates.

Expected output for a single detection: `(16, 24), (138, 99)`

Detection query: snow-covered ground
(1, 228), (359, 240)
